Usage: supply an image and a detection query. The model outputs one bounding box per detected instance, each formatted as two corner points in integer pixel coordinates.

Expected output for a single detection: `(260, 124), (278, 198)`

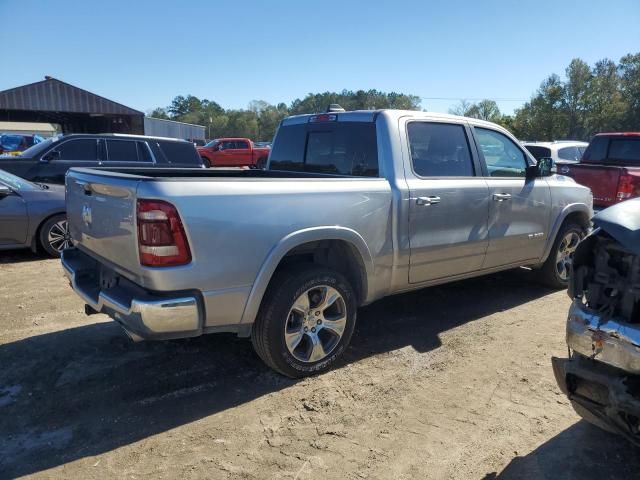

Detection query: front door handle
(416, 196), (441, 206)
(492, 193), (512, 202)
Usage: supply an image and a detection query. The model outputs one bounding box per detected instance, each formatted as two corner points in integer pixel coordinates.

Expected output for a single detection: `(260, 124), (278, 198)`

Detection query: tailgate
(66, 170), (141, 277)
(561, 163), (621, 207)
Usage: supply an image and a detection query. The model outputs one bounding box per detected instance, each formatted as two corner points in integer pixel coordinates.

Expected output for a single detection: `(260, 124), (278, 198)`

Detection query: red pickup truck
(560, 132), (640, 210)
(197, 138), (270, 168)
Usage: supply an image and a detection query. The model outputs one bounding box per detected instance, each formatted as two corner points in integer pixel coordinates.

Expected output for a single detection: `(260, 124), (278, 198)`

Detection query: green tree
(465, 99), (502, 122)
(585, 59), (626, 135)
(619, 53), (640, 128)
(564, 58), (592, 138)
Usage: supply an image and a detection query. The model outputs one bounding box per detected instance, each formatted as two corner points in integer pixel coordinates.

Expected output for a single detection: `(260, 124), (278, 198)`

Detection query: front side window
(221, 141), (236, 150)
(106, 140), (138, 162)
(56, 139), (98, 161)
(407, 122), (474, 177)
(475, 128), (527, 177)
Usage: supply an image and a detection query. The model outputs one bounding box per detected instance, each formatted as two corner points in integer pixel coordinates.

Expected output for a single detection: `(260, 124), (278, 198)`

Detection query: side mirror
(41, 150), (60, 162)
(217, 144), (224, 151)
(0, 184), (12, 197)
(537, 157), (555, 177)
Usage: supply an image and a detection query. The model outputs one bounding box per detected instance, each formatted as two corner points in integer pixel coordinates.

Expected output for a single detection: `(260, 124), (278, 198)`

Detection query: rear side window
(558, 146), (581, 161)
(609, 138), (640, 162)
(270, 122), (378, 176)
(155, 141), (201, 165)
(56, 139), (98, 161)
(407, 122), (474, 177)
(524, 145), (551, 160)
(106, 139), (138, 162)
(235, 140), (249, 149)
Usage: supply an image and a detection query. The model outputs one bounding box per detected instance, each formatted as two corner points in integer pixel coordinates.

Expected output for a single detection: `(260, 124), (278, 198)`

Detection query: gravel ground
(1, 250), (639, 479)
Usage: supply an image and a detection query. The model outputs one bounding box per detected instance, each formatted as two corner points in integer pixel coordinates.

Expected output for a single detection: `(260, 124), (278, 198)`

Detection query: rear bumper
(61, 248), (203, 340)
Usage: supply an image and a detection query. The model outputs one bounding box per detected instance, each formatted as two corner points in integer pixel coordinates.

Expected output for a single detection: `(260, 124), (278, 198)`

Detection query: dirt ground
(1, 251), (639, 480)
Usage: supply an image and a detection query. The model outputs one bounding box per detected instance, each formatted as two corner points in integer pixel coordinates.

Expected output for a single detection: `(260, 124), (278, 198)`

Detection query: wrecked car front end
(553, 198), (640, 444)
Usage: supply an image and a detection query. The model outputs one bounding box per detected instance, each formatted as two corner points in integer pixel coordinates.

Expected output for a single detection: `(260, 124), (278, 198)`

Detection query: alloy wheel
(555, 231), (581, 281)
(47, 219), (72, 253)
(284, 285), (347, 363)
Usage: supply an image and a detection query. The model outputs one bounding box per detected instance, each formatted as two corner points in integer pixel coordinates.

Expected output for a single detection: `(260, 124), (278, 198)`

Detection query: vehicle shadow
(0, 269), (554, 478)
(0, 249), (46, 264)
(483, 420), (640, 480)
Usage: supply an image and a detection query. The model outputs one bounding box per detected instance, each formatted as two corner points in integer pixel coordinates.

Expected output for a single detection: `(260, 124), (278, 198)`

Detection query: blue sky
(1, 0), (638, 115)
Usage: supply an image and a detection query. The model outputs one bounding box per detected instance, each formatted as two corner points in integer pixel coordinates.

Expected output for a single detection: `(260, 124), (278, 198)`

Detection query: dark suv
(0, 133), (204, 184)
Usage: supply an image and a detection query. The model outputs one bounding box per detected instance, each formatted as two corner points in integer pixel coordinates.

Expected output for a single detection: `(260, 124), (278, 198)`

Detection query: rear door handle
(492, 193), (512, 202)
(416, 196), (441, 206)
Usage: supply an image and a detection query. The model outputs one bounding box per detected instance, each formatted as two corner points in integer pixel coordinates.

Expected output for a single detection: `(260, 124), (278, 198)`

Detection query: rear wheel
(536, 222), (584, 289)
(39, 214), (71, 257)
(251, 265), (357, 378)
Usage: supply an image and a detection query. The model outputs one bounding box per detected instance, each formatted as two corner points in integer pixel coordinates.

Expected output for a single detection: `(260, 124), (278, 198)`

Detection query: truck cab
(197, 137), (270, 168)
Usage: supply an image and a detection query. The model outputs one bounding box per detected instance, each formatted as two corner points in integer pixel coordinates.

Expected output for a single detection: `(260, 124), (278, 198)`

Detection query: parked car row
(3, 108), (639, 447)
(0, 133), (45, 156)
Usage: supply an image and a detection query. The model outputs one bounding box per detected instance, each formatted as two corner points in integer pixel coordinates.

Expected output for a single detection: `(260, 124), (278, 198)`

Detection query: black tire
(255, 157), (267, 170)
(39, 214), (70, 257)
(201, 156), (211, 168)
(251, 264), (357, 378)
(536, 222), (585, 289)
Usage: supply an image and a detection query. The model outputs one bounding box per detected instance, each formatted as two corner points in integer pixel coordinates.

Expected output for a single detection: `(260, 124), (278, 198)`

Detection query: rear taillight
(137, 199), (191, 267)
(616, 174), (637, 202)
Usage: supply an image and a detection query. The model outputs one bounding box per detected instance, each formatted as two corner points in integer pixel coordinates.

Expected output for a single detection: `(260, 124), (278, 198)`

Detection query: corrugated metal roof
(0, 77), (143, 115)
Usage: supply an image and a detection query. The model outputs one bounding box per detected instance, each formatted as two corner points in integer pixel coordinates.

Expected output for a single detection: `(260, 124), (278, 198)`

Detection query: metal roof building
(0, 77), (144, 135)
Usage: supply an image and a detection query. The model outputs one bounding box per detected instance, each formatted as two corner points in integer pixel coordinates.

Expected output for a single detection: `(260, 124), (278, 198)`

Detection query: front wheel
(201, 156), (211, 168)
(251, 265), (357, 378)
(536, 222), (585, 289)
(39, 214), (71, 257)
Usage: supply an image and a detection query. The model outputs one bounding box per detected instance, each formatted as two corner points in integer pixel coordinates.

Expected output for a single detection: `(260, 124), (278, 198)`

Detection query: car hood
(593, 198), (640, 255)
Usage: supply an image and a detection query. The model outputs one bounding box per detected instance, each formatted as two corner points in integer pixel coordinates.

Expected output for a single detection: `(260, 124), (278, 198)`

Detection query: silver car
(0, 169), (68, 257)
(62, 109), (594, 377)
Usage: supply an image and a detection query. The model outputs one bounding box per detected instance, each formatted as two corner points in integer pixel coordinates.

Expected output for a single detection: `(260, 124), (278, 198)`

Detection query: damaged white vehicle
(553, 198), (640, 444)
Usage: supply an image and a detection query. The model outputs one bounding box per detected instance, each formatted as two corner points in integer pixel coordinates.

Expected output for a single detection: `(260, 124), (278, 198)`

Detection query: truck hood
(593, 198), (640, 255)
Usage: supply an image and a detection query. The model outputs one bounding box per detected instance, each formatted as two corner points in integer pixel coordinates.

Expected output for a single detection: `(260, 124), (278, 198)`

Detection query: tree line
(150, 52), (639, 142)
(149, 90), (421, 141)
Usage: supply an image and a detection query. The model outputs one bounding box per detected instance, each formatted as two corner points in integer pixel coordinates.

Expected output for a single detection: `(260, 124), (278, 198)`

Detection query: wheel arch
(239, 227), (374, 328)
(540, 204), (591, 263)
(31, 210), (66, 252)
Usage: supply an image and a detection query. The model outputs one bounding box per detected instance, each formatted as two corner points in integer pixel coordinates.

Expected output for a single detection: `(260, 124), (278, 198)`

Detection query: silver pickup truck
(62, 110), (593, 377)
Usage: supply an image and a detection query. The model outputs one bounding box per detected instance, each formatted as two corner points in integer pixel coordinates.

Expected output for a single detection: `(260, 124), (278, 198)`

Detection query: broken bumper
(552, 354), (640, 445)
(61, 248), (203, 341)
(566, 300), (640, 373)
(553, 301), (640, 444)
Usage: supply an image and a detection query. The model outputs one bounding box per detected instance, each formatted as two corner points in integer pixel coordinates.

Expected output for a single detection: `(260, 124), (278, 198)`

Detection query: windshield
(0, 169), (35, 190)
(204, 139), (220, 148)
(16, 137), (58, 157)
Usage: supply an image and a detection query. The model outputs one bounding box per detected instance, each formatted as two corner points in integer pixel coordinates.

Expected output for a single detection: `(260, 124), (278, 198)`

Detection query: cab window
(407, 122), (474, 177)
(475, 128), (527, 177)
